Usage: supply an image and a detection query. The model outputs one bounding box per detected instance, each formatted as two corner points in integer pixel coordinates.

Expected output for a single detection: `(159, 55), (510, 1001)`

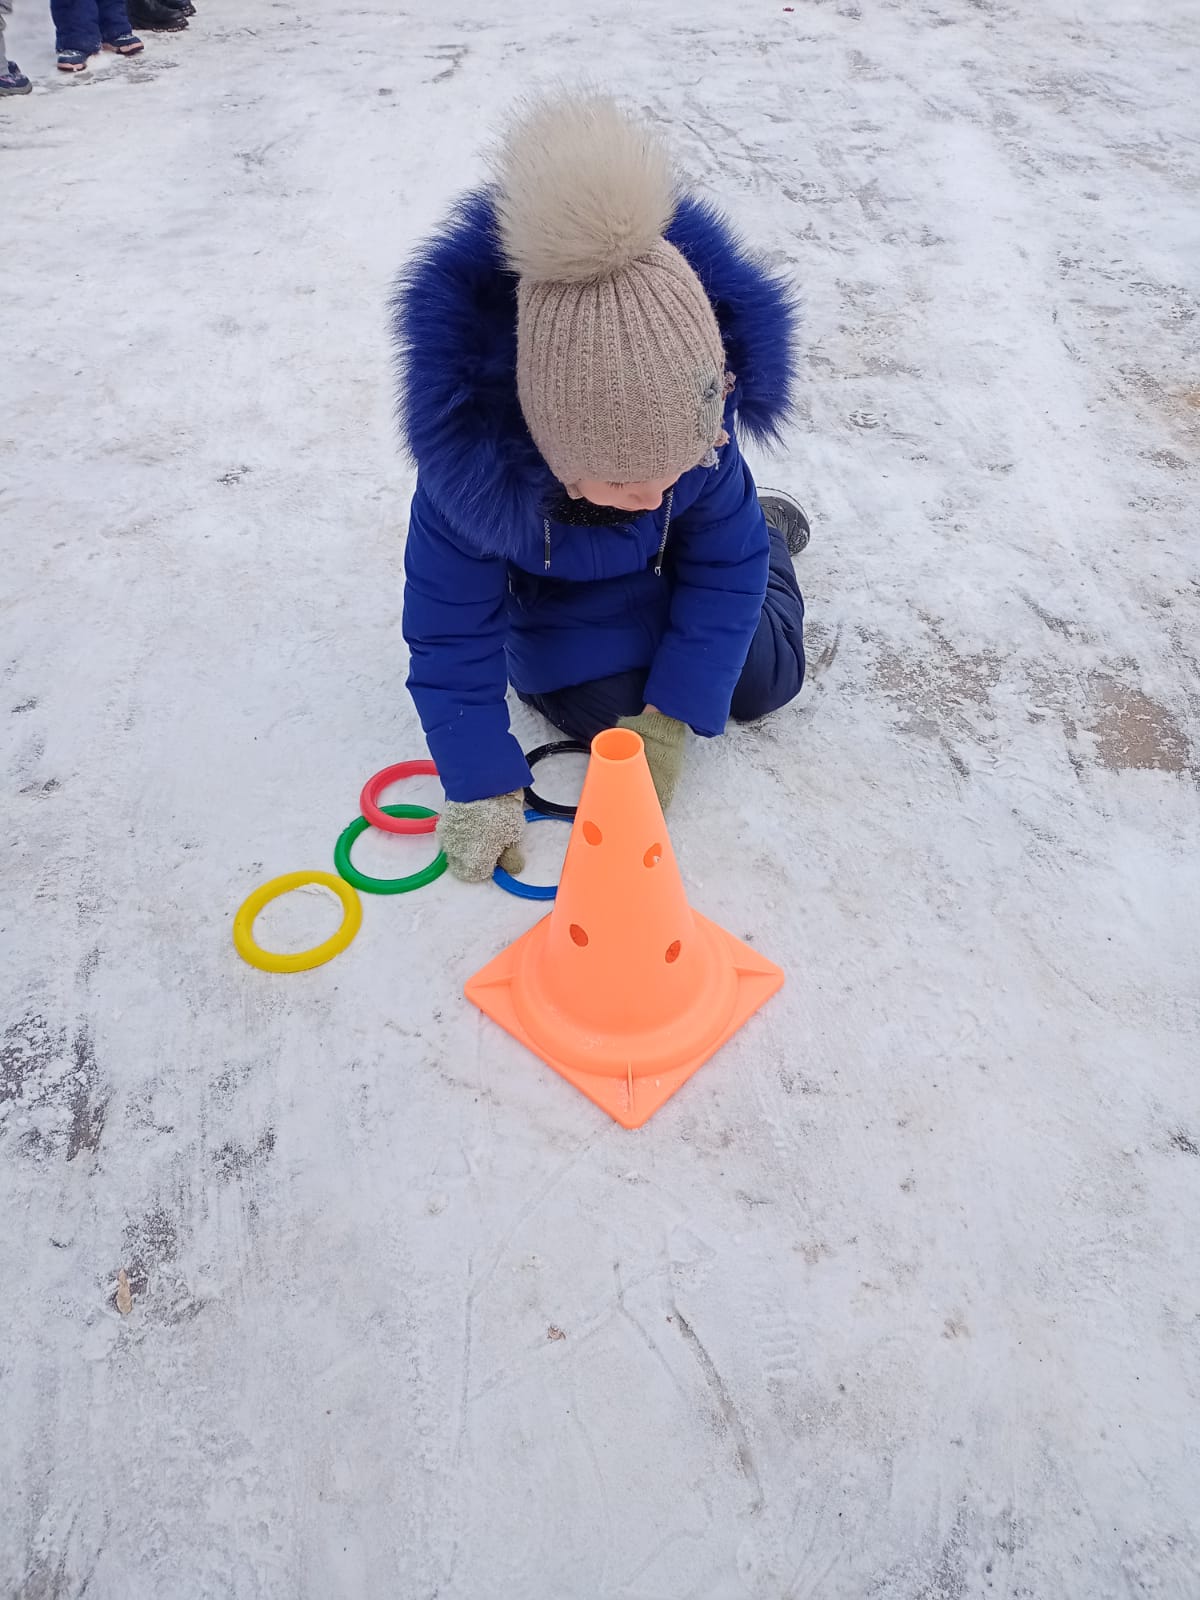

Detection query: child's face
(568, 420), (730, 514)
(571, 473), (681, 514)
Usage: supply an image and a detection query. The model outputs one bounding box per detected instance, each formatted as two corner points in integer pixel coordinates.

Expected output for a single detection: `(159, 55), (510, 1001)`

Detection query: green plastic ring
(334, 803), (447, 895)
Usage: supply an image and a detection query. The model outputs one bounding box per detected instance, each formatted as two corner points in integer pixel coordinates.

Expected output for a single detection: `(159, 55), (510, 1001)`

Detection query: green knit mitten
(616, 711), (688, 810)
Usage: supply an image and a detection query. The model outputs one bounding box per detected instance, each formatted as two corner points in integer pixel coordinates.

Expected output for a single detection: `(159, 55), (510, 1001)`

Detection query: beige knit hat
(493, 94), (727, 489)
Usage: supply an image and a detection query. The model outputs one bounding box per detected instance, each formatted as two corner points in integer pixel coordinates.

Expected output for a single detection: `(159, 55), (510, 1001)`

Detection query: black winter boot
(758, 491), (811, 557)
(126, 0), (189, 29)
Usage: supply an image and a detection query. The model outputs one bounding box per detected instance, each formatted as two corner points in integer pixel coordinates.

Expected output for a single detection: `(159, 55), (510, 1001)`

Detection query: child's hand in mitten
(616, 710), (688, 809)
(437, 791), (526, 882)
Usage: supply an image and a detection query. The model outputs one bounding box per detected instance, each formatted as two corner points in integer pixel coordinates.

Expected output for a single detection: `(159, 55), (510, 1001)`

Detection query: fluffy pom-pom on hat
(491, 91), (727, 487)
(493, 92), (677, 284)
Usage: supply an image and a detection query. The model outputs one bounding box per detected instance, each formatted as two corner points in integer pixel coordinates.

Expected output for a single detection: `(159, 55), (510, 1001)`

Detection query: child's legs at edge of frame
(97, 0), (133, 39)
(51, 0), (101, 50)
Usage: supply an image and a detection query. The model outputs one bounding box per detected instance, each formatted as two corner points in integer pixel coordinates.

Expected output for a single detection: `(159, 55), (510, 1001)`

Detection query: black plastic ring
(524, 740), (589, 818)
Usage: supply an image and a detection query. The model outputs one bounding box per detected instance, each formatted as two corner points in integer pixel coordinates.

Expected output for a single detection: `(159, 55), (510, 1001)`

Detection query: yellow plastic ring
(233, 870), (362, 974)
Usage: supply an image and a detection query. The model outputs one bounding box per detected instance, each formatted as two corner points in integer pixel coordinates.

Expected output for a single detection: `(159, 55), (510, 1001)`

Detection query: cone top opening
(593, 728), (643, 762)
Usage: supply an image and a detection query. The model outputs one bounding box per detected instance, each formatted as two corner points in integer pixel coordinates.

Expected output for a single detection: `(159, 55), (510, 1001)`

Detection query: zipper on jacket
(544, 486), (674, 575)
(653, 487), (675, 577)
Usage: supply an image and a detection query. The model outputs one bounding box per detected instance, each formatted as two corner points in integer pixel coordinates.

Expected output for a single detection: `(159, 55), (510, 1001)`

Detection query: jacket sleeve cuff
(642, 654), (733, 738)
(424, 709), (533, 803)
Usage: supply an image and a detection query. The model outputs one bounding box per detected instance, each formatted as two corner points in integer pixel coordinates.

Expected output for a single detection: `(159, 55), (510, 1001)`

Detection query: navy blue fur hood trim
(391, 188), (799, 557)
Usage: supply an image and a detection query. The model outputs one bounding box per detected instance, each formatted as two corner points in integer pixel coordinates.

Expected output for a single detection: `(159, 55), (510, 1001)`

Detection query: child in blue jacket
(393, 94), (807, 881)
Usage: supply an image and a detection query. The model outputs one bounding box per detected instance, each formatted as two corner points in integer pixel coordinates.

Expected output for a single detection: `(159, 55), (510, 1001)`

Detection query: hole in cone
(665, 940), (682, 964)
(644, 843), (662, 867)
(593, 728), (641, 763)
(582, 821), (603, 846)
(569, 924), (589, 947)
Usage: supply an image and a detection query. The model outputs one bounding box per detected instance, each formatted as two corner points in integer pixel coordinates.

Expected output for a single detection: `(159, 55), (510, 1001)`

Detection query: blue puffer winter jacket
(393, 191), (798, 802)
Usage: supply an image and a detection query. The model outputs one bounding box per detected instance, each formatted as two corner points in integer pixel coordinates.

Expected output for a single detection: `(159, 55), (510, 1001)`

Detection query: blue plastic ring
(492, 809), (572, 901)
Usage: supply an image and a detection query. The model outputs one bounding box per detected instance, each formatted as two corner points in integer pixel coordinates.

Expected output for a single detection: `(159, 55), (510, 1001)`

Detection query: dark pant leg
(519, 668), (649, 745)
(729, 526), (806, 722)
(51, 0), (102, 49)
(97, 0), (133, 37)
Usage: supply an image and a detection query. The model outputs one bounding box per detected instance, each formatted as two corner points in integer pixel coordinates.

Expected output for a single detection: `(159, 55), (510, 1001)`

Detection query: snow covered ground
(3, 0), (1199, 1594)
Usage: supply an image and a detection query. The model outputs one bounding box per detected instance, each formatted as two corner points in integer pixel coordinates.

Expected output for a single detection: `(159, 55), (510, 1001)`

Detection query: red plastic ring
(359, 760), (440, 834)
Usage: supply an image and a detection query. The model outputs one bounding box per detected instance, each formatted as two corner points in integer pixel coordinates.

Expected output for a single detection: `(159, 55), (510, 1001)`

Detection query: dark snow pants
(51, 0), (133, 50)
(519, 525), (806, 742)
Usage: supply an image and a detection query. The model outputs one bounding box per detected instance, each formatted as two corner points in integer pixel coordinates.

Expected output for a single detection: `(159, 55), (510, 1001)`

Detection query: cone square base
(465, 913), (783, 1129)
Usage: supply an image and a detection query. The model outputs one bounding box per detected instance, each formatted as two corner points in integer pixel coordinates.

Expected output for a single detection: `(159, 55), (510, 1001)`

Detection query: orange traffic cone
(465, 727), (783, 1128)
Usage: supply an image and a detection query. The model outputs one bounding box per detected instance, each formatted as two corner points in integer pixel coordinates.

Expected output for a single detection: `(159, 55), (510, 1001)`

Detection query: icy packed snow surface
(2, 0), (1199, 1595)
